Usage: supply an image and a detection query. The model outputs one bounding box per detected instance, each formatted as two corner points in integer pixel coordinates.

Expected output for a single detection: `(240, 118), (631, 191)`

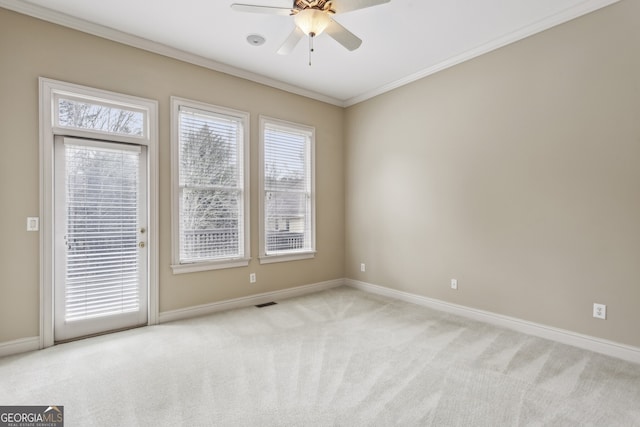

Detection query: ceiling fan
(231, 0), (391, 63)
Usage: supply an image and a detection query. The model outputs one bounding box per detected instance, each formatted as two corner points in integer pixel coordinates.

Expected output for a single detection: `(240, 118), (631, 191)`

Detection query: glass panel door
(54, 137), (148, 341)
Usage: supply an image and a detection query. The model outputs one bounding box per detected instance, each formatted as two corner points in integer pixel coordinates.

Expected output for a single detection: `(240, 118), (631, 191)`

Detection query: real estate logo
(0, 406), (63, 427)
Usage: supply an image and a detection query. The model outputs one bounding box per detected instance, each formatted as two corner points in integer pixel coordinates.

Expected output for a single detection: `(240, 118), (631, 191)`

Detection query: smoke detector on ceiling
(246, 34), (266, 46)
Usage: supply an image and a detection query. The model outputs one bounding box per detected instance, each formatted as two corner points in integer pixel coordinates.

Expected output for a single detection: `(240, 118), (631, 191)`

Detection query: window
(259, 116), (315, 263)
(54, 93), (147, 138)
(171, 98), (250, 273)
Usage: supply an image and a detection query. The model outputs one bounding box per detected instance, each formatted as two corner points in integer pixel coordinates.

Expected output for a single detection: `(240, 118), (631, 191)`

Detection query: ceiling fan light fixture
(294, 8), (331, 36)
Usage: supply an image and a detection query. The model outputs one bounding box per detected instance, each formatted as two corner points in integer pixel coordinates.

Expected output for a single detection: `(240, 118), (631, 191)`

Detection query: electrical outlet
(450, 279), (458, 290)
(249, 273), (256, 284)
(360, 263), (366, 272)
(593, 303), (606, 320)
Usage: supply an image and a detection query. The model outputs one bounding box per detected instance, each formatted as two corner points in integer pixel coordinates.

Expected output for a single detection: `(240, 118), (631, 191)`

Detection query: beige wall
(2, 1), (639, 349)
(345, 0), (640, 347)
(0, 8), (345, 343)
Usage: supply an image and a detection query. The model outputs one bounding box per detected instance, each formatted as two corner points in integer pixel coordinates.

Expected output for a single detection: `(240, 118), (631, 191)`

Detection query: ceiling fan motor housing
(294, 0), (336, 13)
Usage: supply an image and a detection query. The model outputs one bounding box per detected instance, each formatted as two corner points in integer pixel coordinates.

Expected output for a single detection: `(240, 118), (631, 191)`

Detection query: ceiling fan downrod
(308, 33), (315, 66)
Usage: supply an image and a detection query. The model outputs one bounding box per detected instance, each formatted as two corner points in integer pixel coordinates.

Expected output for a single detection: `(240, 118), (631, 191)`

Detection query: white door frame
(39, 78), (159, 348)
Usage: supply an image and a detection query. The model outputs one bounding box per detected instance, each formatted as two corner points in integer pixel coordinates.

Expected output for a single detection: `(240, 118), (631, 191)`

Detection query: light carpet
(1, 286), (639, 426)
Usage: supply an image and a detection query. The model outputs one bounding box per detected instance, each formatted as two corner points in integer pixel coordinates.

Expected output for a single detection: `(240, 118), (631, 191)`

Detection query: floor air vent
(255, 302), (277, 308)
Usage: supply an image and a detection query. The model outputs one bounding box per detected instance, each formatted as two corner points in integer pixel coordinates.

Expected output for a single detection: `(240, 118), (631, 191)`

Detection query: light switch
(27, 217), (39, 231)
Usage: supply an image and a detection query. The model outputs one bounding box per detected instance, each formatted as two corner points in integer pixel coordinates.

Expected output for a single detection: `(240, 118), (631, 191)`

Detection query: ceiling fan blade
(230, 3), (293, 15)
(325, 19), (362, 51)
(333, 0), (390, 14)
(277, 27), (305, 55)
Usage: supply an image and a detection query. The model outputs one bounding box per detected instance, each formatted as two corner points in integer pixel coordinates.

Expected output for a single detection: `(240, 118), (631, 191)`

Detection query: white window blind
(64, 142), (141, 321)
(177, 105), (246, 264)
(262, 119), (315, 258)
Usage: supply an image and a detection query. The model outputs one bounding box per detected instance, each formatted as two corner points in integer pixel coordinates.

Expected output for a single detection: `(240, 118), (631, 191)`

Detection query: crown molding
(0, 0), (621, 108)
(343, 0), (620, 107)
(0, 0), (345, 107)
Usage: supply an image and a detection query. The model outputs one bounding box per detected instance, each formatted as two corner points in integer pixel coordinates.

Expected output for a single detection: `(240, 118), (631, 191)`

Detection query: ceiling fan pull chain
(308, 34), (314, 66)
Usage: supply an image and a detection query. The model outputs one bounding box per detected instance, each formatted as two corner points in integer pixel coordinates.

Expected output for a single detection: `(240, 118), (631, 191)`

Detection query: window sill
(171, 258), (250, 274)
(259, 251), (316, 265)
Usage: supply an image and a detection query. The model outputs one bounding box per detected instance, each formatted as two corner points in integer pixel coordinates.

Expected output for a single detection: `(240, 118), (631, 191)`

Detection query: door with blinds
(54, 137), (148, 341)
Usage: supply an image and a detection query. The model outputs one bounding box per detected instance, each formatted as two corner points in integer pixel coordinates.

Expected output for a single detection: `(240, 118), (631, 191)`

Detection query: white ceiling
(2, 0), (618, 106)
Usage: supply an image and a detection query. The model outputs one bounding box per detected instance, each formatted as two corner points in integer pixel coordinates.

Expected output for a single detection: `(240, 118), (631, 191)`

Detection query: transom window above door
(54, 93), (147, 138)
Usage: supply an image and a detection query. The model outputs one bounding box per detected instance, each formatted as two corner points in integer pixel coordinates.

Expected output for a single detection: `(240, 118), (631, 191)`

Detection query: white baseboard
(159, 278), (345, 323)
(0, 336), (40, 358)
(8, 278), (637, 364)
(346, 279), (640, 365)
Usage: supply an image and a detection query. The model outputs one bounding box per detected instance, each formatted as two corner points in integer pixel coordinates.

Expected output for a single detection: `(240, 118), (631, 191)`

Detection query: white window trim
(258, 115), (316, 264)
(170, 97), (251, 274)
(39, 77), (159, 349)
